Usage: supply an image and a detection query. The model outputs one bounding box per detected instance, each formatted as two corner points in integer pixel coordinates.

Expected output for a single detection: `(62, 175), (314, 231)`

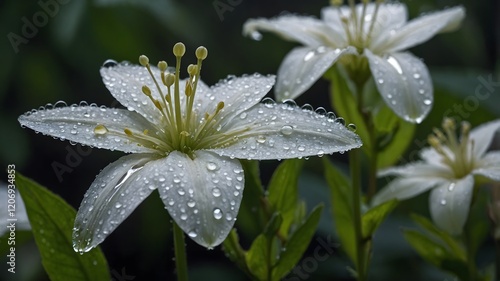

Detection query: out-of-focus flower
(1, 183), (31, 237)
(244, 1), (465, 123)
(18, 43), (362, 252)
(373, 119), (500, 234)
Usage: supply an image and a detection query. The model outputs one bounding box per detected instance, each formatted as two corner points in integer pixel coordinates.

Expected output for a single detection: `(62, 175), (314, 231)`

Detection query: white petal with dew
(366, 50), (433, 123)
(376, 6), (465, 53)
(429, 175), (474, 235)
(18, 106), (158, 153)
(469, 119), (500, 157)
(378, 162), (452, 178)
(276, 46), (355, 101)
(73, 153), (158, 253)
(155, 151), (243, 248)
(209, 102), (362, 160)
(372, 176), (445, 207)
(0, 184), (31, 237)
(243, 15), (331, 46)
(473, 151), (500, 181)
(207, 74), (275, 122)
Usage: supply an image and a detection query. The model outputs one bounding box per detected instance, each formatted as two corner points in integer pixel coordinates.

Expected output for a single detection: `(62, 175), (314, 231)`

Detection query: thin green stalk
(464, 228), (477, 281)
(173, 221), (189, 281)
(350, 149), (366, 281)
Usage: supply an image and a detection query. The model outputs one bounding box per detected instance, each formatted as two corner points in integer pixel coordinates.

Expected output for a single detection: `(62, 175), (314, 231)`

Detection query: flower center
(331, 0), (384, 52)
(428, 118), (476, 179)
(94, 43), (247, 157)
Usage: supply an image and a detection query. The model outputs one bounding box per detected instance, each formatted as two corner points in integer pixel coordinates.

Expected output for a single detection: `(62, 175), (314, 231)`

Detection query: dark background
(0, 0), (499, 280)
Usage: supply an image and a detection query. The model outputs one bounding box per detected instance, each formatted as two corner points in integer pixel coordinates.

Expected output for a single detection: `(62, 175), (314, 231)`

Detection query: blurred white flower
(19, 43), (362, 252)
(373, 119), (500, 234)
(1, 183), (31, 237)
(244, 1), (465, 123)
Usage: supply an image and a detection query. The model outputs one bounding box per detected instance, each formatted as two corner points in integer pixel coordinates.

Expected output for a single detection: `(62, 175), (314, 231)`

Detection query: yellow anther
(443, 118), (456, 131)
(165, 93), (171, 103)
(158, 61), (168, 72)
(93, 124), (108, 135)
(173, 42), (186, 57)
(216, 101), (225, 112)
(330, 0), (343, 5)
(139, 55), (149, 66)
(461, 121), (471, 137)
(142, 85), (152, 97)
(143, 129), (149, 135)
(180, 131), (190, 137)
(432, 128), (446, 142)
(204, 112), (210, 120)
(165, 73), (175, 87)
(124, 128), (133, 136)
(185, 82), (193, 97)
(153, 99), (163, 110)
(195, 46), (208, 60)
(187, 64), (197, 76)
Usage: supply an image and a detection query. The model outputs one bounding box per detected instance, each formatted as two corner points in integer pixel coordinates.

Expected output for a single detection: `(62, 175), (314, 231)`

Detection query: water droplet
(317, 150), (325, 157)
(115, 202), (122, 208)
(304, 51), (315, 61)
(240, 112), (247, 119)
(298, 145), (305, 152)
(413, 73), (421, 79)
(206, 162), (218, 171)
(423, 99), (432, 105)
(262, 97), (275, 108)
(103, 59), (118, 68)
(280, 125), (293, 135)
(212, 188), (221, 197)
(188, 230), (197, 238)
(187, 200), (196, 208)
(93, 124), (108, 135)
(70, 129), (78, 135)
(180, 214), (188, 220)
(440, 199), (446, 205)
(347, 123), (357, 132)
(418, 89), (425, 95)
(377, 78), (384, 84)
(256, 135), (266, 143)
(448, 182), (455, 191)
(213, 208), (223, 220)
(177, 189), (185, 196)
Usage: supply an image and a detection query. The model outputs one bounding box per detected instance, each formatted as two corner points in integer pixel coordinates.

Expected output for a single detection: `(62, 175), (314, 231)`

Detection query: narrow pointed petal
(73, 153), (158, 253)
(429, 175), (473, 235)
(276, 46), (355, 101)
(469, 119), (500, 156)
(243, 15), (331, 46)
(209, 103), (362, 160)
(473, 152), (500, 181)
(155, 151), (243, 248)
(378, 6), (465, 53)
(205, 74), (275, 122)
(366, 50), (433, 123)
(372, 177), (445, 207)
(378, 162), (452, 178)
(101, 62), (211, 124)
(18, 106), (158, 153)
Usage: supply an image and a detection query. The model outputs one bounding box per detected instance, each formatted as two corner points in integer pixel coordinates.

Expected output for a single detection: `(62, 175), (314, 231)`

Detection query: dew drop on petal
(102, 59), (118, 68)
(207, 162), (218, 171)
(188, 230), (198, 238)
(250, 31), (262, 41)
(93, 124), (108, 135)
(180, 214), (188, 220)
(423, 99), (432, 105)
(187, 200), (196, 208)
(440, 199), (446, 205)
(448, 182), (455, 191)
(213, 208), (223, 220)
(212, 188), (221, 197)
(280, 125), (293, 135)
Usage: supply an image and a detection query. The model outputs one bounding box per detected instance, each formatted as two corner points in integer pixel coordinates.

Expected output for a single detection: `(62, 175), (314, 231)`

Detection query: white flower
(1, 183), (31, 237)
(243, 2), (465, 123)
(373, 119), (500, 234)
(18, 43), (362, 251)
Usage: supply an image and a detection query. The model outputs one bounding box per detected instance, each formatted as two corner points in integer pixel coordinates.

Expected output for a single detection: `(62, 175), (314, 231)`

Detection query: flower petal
(376, 6), (465, 53)
(429, 175), (474, 235)
(155, 151), (243, 248)
(100, 62), (212, 124)
(243, 15), (331, 46)
(206, 74), (275, 122)
(469, 119), (500, 157)
(378, 162), (452, 178)
(18, 106), (158, 153)
(209, 103), (362, 160)
(73, 153), (158, 253)
(372, 176), (445, 207)
(275, 46), (355, 101)
(473, 151), (500, 181)
(366, 50), (433, 123)
(0, 184), (31, 237)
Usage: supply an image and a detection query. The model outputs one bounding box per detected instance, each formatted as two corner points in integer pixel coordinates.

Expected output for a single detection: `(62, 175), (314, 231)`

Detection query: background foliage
(0, 0), (498, 280)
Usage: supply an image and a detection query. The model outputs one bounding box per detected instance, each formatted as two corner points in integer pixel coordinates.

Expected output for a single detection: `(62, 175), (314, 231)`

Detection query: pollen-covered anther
(158, 61), (168, 72)
(195, 46), (208, 60)
(93, 124), (109, 135)
(124, 128), (133, 136)
(187, 64), (197, 76)
(165, 73), (175, 87)
(142, 85), (152, 97)
(139, 55), (149, 67)
(173, 42), (186, 57)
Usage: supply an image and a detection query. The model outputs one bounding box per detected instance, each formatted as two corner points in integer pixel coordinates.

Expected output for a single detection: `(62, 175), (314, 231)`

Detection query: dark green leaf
(246, 234), (270, 281)
(376, 118), (415, 169)
(237, 160), (266, 237)
(263, 212), (283, 239)
(267, 159), (303, 213)
(16, 173), (110, 281)
(323, 158), (356, 263)
(271, 205), (324, 281)
(222, 229), (250, 276)
(362, 199), (398, 239)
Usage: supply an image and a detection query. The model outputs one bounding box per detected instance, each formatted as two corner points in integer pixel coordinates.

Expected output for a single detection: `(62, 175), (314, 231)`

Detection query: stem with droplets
(173, 221), (189, 281)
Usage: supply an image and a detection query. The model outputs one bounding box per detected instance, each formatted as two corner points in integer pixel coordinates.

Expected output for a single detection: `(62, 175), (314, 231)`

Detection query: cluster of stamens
(93, 43), (240, 156)
(427, 118), (475, 178)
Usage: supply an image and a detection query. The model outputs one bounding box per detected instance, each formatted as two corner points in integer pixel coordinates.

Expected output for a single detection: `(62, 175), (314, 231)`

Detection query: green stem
(464, 228), (477, 281)
(173, 221), (189, 281)
(350, 149), (366, 281)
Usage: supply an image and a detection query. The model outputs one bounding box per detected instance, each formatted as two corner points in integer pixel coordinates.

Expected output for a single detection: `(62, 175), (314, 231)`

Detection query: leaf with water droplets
(366, 50), (433, 123)
(155, 151), (244, 248)
(73, 154), (157, 253)
(18, 106), (158, 153)
(275, 46), (355, 101)
(16, 173), (110, 281)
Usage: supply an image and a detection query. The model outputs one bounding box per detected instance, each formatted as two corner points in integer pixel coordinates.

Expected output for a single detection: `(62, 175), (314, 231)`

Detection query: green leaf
(362, 199), (398, 239)
(238, 160), (266, 237)
(16, 173), (110, 281)
(246, 234), (270, 281)
(410, 214), (465, 260)
(263, 212), (283, 239)
(222, 229), (250, 276)
(323, 158), (356, 263)
(327, 66), (371, 153)
(271, 205), (324, 281)
(403, 229), (469, 280)
(376, 117), (416, 169)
